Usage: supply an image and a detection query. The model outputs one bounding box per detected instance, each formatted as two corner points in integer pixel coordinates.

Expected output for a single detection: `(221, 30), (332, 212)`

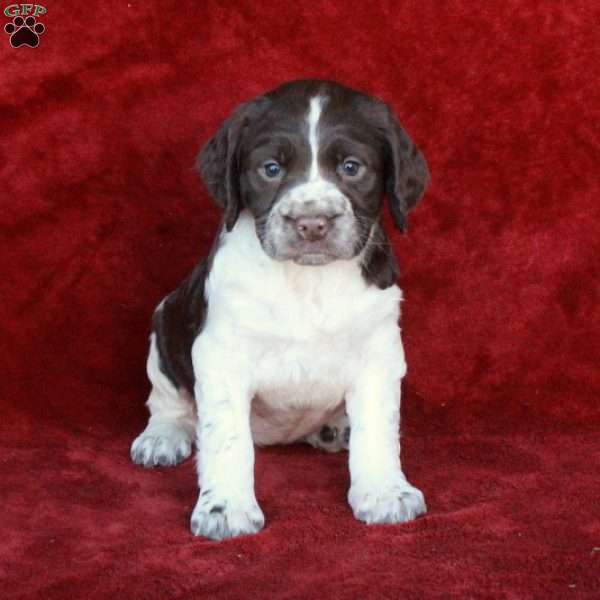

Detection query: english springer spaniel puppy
(131, 80), (430, 540)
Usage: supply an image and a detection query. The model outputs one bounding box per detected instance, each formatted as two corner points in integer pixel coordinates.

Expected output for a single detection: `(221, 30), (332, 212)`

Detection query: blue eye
(342, 159), (361, 176)
(263, 161), (282, 178)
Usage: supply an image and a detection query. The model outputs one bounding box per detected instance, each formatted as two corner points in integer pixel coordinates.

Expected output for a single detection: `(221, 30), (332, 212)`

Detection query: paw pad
(305, 420), (350, 453)
(4, 16), (45, 48)
(319, 425), (337, 443)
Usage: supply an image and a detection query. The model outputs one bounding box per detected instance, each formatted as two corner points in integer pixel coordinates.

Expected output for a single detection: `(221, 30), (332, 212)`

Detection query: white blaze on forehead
(275, 93), (350, 219)
(307, 96), (324, 180)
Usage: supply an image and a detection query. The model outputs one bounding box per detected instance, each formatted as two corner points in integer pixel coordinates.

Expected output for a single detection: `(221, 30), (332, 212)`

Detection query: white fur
(130, 335), (196, 467)
(188, 211), (425, 539)
(307, 95), (323, 180)
(199, 212), (403, 444)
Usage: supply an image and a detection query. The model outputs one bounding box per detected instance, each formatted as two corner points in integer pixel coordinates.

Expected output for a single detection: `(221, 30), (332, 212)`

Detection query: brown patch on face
(198, 79), (429, 283)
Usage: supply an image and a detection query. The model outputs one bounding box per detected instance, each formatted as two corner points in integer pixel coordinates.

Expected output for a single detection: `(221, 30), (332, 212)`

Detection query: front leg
(346, 350), (426, 525)
(190, 352), (264, 540)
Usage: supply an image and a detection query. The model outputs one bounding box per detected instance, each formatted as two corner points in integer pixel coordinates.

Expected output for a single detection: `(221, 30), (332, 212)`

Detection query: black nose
(293, 216), (331, 241)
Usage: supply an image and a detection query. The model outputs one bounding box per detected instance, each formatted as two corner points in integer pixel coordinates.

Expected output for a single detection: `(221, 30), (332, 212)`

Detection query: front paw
(190, 493), (265, 541)
(130, 422), (192, 468)
(349, 481), (427, 525)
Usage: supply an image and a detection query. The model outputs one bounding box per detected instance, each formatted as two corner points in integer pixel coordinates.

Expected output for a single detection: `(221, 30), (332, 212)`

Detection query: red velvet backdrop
(2, 1), (599, 598)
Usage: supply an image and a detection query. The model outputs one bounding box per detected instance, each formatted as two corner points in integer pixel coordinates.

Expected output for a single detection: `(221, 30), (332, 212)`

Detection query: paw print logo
(4, 16), (45, 48)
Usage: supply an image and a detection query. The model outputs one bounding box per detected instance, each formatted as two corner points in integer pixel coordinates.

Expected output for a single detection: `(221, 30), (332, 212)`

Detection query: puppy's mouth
(290, 237), (350, 265)
(293, 251), (334, 266)
(262, 240), (339, 265)
(294, 239), (327, 257)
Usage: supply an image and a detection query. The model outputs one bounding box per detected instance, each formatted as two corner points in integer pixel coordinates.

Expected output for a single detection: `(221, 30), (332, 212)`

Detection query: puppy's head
(198, 80), (429, 275)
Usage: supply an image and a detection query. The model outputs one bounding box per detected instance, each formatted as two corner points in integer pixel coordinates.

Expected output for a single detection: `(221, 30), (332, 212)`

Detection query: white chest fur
(193, 211), (404, 444)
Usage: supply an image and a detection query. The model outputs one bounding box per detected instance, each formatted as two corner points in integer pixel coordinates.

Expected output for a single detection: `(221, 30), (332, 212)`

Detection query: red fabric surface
(2, 1), (599, 598)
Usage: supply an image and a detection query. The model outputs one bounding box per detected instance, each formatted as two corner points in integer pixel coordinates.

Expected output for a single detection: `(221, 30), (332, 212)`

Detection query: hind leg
(304, 413), (350, 453)
(130, 334), (196, 468)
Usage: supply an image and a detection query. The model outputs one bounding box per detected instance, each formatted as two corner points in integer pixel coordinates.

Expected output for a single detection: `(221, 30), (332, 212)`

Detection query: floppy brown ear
(383, 106), (430, 233)
(197, 98), (269, 231)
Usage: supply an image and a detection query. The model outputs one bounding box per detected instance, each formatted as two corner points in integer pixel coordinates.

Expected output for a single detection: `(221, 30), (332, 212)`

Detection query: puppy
(131, 80), (429, 540)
